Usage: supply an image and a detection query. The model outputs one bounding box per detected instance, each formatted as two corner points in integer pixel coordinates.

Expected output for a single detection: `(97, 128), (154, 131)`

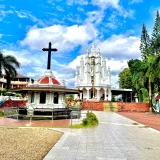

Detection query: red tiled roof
(39, 77), (49, 84)
(156, 94), (160, 99)
(52, 78), (60, 85)
(39, 77), (60, 85)
(17, 74), (23, 76)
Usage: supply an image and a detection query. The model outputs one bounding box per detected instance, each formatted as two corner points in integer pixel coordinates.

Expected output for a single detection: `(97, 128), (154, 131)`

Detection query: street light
(91, 56), (95, 99)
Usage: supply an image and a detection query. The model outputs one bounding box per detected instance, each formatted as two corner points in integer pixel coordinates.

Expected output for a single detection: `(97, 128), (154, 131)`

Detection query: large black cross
(42, 42), (57, 69)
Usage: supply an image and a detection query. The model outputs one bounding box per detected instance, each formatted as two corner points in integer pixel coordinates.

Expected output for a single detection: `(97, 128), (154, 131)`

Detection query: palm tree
(0, 52), (20, 89)
(145, 54), (160, 109)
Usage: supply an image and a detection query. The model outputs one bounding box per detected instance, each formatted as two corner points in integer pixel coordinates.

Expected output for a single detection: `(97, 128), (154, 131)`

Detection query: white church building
(75, 43), (112, 101)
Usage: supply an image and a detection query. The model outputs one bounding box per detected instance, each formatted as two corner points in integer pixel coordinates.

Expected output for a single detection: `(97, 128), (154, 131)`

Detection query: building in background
(75, 42), (112, 101)
(0, 74), (32, 91)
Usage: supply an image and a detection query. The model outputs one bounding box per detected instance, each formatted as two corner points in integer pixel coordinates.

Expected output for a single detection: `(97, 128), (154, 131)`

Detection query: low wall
(1, 99), (27, 108)
(82, 101), (149, 112)
(117, 102), (149, 112)
(82, 101), (104, 111)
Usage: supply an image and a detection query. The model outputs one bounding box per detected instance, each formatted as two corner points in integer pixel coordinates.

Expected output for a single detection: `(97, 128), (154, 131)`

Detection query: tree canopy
(119, 10), (160, 105)
(118, 68), (132, 89)
(0, 52), (20, 89)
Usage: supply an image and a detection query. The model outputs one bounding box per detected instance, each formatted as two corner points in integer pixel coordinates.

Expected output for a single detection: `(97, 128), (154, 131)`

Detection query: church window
(31, 92), (34, 103)
(40, 92), (46, 104)
(54, 92), (59, 104)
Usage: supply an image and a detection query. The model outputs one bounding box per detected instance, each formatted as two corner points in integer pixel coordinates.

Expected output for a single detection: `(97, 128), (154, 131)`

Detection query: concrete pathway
(44, 111), (160, 160)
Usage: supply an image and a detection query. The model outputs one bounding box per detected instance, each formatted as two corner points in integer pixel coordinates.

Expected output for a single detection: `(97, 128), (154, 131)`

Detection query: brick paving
(0, 117), (71, 127)
(118, 112), (160, 131)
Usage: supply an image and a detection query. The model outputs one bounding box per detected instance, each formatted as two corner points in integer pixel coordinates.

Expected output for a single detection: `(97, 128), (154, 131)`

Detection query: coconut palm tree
(0, 52), (20, 89)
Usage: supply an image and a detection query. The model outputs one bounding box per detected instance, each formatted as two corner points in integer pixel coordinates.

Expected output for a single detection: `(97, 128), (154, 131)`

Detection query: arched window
(54, 92), (59, 104)
(40, 92), (46, 104)
(31, 92), (34, 103)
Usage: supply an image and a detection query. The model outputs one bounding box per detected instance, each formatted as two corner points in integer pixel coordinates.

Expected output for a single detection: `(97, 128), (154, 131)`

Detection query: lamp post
(91, 56), (95, 99)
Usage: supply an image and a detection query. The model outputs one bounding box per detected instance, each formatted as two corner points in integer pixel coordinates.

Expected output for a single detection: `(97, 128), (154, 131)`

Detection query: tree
(118, 68), (132, 89)
(140, 23), (151, 60)
(0, 52), (20, 89)
(151, 11), (160, 55)
(145, 54), (159, 107)
(128, 59), (148, 102)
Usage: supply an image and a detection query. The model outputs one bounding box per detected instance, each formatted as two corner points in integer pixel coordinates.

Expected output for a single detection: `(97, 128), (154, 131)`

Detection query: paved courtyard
(44, 111), (160, 160)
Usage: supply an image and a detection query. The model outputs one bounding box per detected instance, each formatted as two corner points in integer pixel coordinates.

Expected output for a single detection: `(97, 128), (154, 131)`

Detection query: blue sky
(0, 0), (159, 88)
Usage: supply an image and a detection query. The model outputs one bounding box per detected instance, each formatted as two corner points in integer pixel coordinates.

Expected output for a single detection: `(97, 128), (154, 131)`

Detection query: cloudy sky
(0, 0), (159, 88)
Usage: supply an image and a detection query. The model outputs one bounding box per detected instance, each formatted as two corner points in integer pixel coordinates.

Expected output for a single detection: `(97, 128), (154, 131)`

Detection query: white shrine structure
(11, 42), (80, 114)
(75, 42), (112, 101)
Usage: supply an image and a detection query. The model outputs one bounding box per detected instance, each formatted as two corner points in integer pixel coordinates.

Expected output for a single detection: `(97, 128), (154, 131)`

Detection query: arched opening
(31, 92), (34, 103)
(40, 92), (46, 104)
(54, 92), (59, 104)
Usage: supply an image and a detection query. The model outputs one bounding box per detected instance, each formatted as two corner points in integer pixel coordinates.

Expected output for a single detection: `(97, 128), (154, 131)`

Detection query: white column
(80, 93), (82, 99)
(48, 92), (52, 104)
(28, 92), (31, 104)
(104, 88), (107, 100)
(34, 92), (36, 104)
(36, 92), (39, 104)
(97, 89), (100, 100)
(87, 89), (90, 100)
(108, 88), (112, 101)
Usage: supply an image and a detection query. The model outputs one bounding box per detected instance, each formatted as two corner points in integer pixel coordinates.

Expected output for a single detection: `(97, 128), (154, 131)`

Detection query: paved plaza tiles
(44, 111), (160, 160)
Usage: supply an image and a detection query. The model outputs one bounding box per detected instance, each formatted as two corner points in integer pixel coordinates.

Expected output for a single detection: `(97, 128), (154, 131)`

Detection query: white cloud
(3, 49), (32, 67)
(118, 7), (135, 19)
(0, 10), (13, 21)
(67, 0), (88, 6)
(68, 55), (83, 70)
(11, 7), (45, 26)
(85, 10), (104, 24)
(91, 0), (120, 9)
(97, 34), (140, 60)
(20, 24), (97, 52)
(129, 0), (143, 5)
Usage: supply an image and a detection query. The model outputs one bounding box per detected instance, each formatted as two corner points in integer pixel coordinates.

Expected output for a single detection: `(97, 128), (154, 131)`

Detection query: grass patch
(132, 122), (139, 125)
(70, 111), (98, 129)
(139, 125), (150, 128)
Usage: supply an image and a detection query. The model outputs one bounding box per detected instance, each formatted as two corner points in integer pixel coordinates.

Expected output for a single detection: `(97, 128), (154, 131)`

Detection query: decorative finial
(62, 80), (65, 86)
(86, 49), (89, 54)
(97, 48), (100, 55)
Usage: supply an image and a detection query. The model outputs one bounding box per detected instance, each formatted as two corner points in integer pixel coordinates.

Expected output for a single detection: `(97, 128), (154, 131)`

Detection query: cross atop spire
(42, 42), (57, 70)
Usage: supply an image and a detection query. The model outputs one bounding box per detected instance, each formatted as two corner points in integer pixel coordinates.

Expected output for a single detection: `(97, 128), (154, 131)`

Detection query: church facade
(75, 43), (112, 101)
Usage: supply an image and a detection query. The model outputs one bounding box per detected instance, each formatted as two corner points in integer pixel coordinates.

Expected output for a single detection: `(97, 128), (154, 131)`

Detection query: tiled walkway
(44, 111), (160, 160)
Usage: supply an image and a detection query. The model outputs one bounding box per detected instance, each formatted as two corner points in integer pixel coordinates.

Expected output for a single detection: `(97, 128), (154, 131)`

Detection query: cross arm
(42, 48), (58, 51)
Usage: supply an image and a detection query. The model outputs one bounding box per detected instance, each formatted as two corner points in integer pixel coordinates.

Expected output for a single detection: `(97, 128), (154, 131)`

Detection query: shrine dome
(38, 76), (60, 85)
(38, 70), (61, 85)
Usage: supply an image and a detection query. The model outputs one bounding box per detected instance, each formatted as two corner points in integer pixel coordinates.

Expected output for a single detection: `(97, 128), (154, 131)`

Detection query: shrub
(16, 93), (22, 98)
(143, 97), (149, 103)
(86, 112), (98, 126)
(70, 111), (98, 128)
(82, 118), (88, 126)
(0, 110), (4, 117)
